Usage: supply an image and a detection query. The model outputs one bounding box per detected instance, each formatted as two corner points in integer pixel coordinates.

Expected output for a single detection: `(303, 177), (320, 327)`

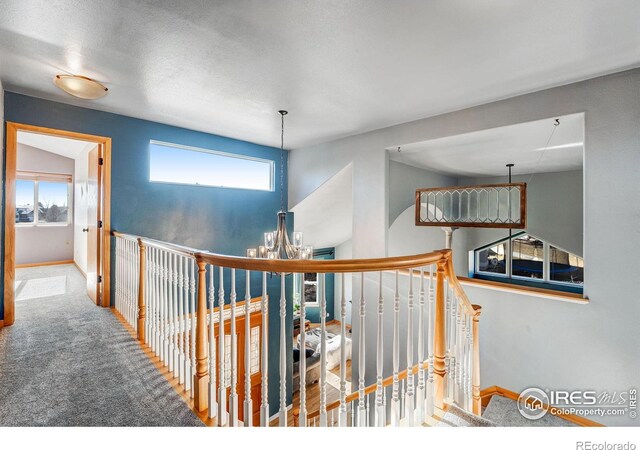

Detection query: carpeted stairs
(437, 394), (576, 427)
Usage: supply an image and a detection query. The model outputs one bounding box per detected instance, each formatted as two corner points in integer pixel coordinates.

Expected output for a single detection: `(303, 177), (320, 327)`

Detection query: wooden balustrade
(111, 231), (481, 427)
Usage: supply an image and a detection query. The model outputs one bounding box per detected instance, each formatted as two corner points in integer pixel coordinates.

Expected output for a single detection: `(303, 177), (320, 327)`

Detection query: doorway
(3, 123), (112, 326)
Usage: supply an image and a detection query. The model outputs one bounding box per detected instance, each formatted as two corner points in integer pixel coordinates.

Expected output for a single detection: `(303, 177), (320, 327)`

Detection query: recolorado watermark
(576, 442), (636, 450)
(517, 387), (637, 420)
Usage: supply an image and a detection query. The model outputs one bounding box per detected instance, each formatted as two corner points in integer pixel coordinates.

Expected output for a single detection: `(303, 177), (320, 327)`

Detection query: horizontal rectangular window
(149, 141), (274, 191)
(16, 171), (72, 226)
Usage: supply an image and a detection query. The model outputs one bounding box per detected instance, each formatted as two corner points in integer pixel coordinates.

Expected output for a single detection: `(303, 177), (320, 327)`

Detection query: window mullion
(506, 236), (512, 278)
(34, 180), (39, 225)
(543, 242), (550, 282)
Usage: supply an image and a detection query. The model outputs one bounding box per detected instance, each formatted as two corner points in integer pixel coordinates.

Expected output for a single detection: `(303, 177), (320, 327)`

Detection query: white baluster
(122, 240), (126, 316)
(461, 312), (468, 411)
(357, 273), (366, 427)
(351, 403), (355, 427)
(244, 270), (252, 427)
(366, 393), (370, 427)
(338, 273), (348, 427)
(122, 239), (126, 321)
(400, 378), (405, 420)
(114, 238), (119, 315)
(146, 246), (152, 351)
(416, 268), (426, 424)
(229, 269), (238, 426)
(172, 253), (180, 378)
(391, 270), (400, 426)
(260, 272), (269, 427)
(189, 260), (196, 398)
(279, 275), (287, 427)
(299, 273), (307, 426)
(178, 254), (185, 386)
(161, 250), (168, 365)
(444, 278), (450, 401)
(156, 248), (162, 358)
(319, 273), (328, 427)
(466, 314), (472, 411)
(405, 269), (415, 426)
(168, 252), (175, 374)
(218, 267), (227, 426)
(184, 257), (191, 392)
(151, 247), (158, 355)
(456, 295), (464, 406)
(446, 284), (454, 403)
(426, 266), (435, 418)
(208, 265), (218, 419)
(129, 242), (132, 323)
(375, 271), (385, 427)
(144, 245), (150, 344)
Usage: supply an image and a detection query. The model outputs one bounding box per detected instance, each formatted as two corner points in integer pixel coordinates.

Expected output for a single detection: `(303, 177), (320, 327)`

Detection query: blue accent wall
(305, 248), (335, 323)
(2, 92), (292, 414)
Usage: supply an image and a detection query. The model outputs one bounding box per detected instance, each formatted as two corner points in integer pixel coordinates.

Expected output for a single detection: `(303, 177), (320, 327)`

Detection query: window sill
(16, 223), (72, 228)
(457, 276), (588, 304)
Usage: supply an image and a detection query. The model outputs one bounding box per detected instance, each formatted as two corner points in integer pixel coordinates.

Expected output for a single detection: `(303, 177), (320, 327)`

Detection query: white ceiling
(1, 1), (638, 149)
(290, 164), (353, 249)
(18, 131), (96, 159)
(389, 113), (584, 177)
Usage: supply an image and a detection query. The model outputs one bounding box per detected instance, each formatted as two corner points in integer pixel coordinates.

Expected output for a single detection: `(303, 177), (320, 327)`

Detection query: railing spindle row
(113, 231), (481, 427)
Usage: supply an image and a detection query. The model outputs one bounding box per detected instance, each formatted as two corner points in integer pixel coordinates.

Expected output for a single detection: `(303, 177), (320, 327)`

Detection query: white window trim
(149, 140), (275, 192)
(15, 174), (73, 227)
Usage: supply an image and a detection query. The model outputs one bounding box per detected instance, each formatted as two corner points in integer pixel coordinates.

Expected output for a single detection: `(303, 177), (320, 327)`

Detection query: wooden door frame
(3, 122), (112, 326)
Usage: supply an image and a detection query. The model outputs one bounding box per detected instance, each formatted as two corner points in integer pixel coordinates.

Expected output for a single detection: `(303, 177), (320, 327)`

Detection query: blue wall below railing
(2, 91), (293, 415)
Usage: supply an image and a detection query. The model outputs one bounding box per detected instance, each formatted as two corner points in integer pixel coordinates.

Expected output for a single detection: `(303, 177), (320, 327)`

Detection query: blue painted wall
(305, 248), (335, 323)
(2, 92), (292, 414)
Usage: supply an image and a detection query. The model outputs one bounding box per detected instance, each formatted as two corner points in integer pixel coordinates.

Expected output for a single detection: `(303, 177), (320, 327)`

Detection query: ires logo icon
(517, 388), (550, 420)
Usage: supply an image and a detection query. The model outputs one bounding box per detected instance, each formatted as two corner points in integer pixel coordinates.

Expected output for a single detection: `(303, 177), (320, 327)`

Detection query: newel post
(433, 259), (447, 409)
(472, 304), (482, 415)
(137, 238), (146, 342)
(193, 258), (210, 412)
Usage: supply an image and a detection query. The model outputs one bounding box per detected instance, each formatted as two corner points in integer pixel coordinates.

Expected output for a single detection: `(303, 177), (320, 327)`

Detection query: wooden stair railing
(111, 230), (481, 426)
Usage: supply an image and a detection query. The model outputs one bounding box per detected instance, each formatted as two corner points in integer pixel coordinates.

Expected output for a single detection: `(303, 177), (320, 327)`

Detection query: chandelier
(246, 110), (313, 261)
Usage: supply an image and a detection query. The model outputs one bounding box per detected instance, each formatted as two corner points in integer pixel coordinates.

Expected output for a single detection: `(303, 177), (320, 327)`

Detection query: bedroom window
(149, 140), (274, 191)
(472, 232), (583, 292)
(15, 172), (72, 226)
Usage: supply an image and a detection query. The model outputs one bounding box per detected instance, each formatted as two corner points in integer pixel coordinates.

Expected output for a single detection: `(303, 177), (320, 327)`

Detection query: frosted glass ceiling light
(53, 74), (108, 100)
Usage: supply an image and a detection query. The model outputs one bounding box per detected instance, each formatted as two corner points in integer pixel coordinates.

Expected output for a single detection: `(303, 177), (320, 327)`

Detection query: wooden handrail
(443, 257), (477, 317)
(112, 231), (199, 258)
(113, 230), (448, 274)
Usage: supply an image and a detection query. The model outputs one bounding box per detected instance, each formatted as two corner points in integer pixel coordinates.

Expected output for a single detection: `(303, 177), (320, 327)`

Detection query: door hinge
(98, 220), (103, 228)
(97, 275), (103, 283)
(98, 157), (104, 165)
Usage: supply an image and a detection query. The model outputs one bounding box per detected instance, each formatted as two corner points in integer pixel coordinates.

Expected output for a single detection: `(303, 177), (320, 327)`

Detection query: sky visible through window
(39, 182), (68, 207)
(16, 180), (68, 207)
(16, 180), (34, 206)
(149, 142), (273, 191)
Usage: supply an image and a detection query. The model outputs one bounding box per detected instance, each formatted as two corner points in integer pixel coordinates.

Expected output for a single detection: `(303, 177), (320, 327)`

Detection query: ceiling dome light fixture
(53, 74), (108, 100)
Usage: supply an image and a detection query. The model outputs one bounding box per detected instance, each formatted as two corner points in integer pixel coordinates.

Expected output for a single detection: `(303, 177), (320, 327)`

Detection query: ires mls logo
(518, 387), (638, 420)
